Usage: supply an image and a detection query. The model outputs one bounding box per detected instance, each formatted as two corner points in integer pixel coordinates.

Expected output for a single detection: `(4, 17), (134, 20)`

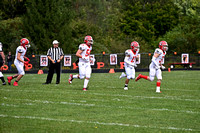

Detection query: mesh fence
(4, 53), (200, 72)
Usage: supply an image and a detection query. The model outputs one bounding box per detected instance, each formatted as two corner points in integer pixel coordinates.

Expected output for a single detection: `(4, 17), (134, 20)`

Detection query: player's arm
(17, 52), (25, 63)
(152, 53), (160, 68)
(76, 49), (83, 58)
(136, 55), (139, 61)
(0, 51), (5, 64)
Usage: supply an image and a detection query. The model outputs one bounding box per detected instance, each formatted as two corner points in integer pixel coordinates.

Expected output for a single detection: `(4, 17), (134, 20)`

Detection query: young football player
(0, 42), (6, 85)
(135, 41), (168, 93)
(119, 41), (140, 90)
(7, 38), (30, 86)
(68, 35), (95, 91)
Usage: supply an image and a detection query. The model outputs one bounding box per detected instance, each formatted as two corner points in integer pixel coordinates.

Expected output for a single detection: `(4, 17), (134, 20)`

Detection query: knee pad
(149, 76), (154, 81)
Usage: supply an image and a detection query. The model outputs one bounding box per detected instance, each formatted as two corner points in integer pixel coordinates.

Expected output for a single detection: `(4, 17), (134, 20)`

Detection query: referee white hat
(52, 40), (59, 44)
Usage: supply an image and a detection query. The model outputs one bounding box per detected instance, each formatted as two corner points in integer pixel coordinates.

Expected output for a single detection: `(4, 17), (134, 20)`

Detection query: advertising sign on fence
(40, 55), (48, 66)
(110, 54), (117, 65)
(64, 55), (71, 66)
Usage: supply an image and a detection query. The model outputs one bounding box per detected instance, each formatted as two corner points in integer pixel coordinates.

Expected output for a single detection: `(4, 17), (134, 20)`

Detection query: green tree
(120, 0), (179, 50)
(23, 0), (73, 54)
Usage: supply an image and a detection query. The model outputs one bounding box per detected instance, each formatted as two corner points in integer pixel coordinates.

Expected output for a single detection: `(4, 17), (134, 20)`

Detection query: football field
(0, 71), (200, 132)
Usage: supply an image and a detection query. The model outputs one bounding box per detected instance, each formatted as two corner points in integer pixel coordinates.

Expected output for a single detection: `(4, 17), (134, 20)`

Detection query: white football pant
(125, 66), (135, 79)
(78, 62), (91, 79)
(14, 60), (25, 75)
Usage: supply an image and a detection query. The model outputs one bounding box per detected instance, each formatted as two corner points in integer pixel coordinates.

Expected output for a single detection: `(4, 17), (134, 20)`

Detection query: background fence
(2, 53), (200, 73)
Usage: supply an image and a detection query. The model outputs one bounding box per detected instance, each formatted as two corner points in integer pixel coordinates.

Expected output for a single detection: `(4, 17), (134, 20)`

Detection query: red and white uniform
(14, 46), (27, 75)
(149, 48), (166, 81)
(78, 44), (92, 79)
(124, 49), (139, 79)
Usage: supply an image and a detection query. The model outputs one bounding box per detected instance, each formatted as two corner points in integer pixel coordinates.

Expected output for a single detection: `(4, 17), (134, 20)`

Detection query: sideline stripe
(0, 114), (198, 132)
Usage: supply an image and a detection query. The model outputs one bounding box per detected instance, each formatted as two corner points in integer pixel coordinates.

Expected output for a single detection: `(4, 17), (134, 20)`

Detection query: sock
(0, 77), (5, 83)
(124, 84), (128, 87)
(141, 75), (148, 80)
(156, 81), (161, 92)
(83, 79), (89, 88)
(73, 75), (79, 79)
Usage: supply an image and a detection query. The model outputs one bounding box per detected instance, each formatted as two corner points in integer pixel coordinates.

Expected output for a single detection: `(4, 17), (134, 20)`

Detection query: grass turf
(0, 71), (200, 133)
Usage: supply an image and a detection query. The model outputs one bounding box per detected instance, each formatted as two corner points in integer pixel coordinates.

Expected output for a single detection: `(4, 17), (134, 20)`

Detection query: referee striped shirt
(47, 47), (64, 60)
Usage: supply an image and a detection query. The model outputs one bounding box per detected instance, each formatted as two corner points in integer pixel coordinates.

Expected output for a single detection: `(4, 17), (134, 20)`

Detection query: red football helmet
(20, 38), (30, 48)
(84, 35), (93, 45)
(159, 41), (168, 51)
(131, 41), (140, 51)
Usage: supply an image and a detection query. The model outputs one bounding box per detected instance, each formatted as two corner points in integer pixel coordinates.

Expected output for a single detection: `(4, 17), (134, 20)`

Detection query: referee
(43, 40), (64, 84)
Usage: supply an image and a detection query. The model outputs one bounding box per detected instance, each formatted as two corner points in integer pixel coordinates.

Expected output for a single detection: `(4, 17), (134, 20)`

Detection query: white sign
(40, 55), (48, 66)
(110, 54), (117, 65)
(64, 55), (71, 66)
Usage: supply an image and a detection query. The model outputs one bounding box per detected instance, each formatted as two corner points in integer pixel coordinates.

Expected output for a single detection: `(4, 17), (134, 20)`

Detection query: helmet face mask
(131, 41), (140, 52)
(84, 36), (93, 46)
(159, 41), (168, 51)
(20, 38), (30, 48)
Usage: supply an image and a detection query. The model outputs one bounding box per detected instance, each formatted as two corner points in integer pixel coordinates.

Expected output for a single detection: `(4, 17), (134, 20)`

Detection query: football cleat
(68, 74), (73, 84)
(2, 82), (6, 85)
(7, 76), (13, 85)
(124, 87), (128, 90)
(13, 81), (18, 86)
(135, 74), (141, 82)
(156, 91), (162, 93)
(82, 88), (87, 91)
(119, 72), (126, 79)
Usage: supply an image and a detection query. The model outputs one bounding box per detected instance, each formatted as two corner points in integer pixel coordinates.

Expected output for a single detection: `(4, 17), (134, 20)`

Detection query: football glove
(26, 57), (30, 62)
(24, 61), (29, 65)
(161, 65), (165, 70)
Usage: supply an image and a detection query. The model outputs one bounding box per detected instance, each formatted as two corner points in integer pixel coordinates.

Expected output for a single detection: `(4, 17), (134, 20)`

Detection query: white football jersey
(0, 43), (2, 52)
(151, 48), (166, 66)
(79, 44), (92, 63)
(15, 46), (27, 62)
(124, 49), (139, 66)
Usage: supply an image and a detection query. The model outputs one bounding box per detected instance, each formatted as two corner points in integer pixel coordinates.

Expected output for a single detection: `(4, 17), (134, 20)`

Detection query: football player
(135, 41), (168, 93)
(7, 38), (31, 86)
(0, 42), (6, 85)
(68, 35), (95, 91)
(119, 41), (140, 90)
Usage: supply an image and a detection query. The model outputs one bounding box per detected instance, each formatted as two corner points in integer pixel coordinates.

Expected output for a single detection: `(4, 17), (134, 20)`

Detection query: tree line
(0, 0), (199, 55)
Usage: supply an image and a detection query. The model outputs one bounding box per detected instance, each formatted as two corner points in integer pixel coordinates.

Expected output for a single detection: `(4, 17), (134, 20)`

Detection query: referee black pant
(46, 62), (61, 84)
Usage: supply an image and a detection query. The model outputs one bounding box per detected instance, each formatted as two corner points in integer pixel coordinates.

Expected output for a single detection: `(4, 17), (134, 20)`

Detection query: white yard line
(0, 114), (198, 132)
(2, 98), (199, 114)
(1, 89), (199, 102)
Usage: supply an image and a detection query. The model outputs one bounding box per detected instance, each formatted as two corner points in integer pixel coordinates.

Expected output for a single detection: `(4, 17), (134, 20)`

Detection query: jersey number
(85, 49), (91, 57)
(131, 56), (135, 63)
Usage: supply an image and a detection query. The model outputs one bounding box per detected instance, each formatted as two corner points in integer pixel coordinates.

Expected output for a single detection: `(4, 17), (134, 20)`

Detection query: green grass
(0, 71), (200, 133)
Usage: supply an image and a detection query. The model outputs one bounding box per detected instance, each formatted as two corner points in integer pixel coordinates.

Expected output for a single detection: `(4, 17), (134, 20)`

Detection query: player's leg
(0, 62), (6, 85)
(156, 69), (162, 93)
(124, 66), (133, 90)
(83, 64), (91, 91)
(7, 61), (20, 85)
(13, 64), (25, 86)
(119, 72), (127, 79)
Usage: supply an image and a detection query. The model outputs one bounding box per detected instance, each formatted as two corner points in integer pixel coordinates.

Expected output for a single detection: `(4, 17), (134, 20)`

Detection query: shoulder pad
(155, 48), (162, 54)
(79, 44), (86, 51)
